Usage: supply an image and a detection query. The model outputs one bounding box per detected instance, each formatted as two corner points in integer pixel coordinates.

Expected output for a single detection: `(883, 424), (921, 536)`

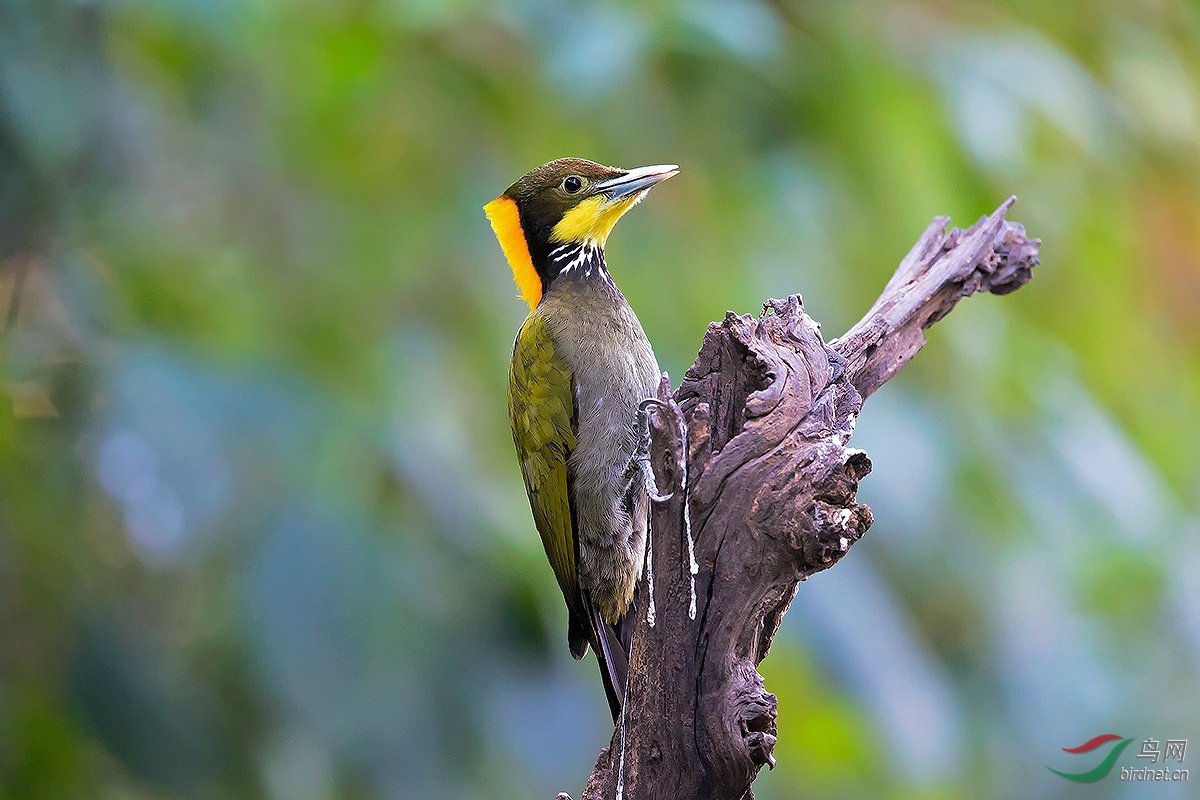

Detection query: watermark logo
(1047, 734), (1134, 783)
(1047, 734), (1188, 784)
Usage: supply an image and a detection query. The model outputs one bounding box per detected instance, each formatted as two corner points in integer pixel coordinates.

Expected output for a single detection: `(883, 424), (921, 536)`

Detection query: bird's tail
(595, 617), (625, 722)
(588, 599), (632, 723)
(568, 596), (633, 723)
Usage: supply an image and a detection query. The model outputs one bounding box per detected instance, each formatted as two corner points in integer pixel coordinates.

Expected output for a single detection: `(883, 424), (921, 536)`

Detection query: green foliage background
(2, 1), (1199, 798)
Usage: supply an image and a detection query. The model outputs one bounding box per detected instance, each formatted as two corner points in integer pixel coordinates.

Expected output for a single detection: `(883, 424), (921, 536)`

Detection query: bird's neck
(544, 240), (614, 287)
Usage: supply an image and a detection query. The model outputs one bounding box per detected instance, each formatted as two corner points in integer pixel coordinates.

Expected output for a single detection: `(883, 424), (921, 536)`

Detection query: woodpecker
(485, 158), (676, 721)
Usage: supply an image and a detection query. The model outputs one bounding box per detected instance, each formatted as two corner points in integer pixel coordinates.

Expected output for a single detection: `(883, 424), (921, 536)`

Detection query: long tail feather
(590, 606), (628, 724)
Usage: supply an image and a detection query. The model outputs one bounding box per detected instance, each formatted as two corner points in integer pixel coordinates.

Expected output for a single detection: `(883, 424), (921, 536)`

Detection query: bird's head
(485, 158), (678, 310)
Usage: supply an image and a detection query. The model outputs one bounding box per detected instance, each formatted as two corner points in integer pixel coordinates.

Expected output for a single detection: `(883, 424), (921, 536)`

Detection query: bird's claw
(640, 454), (672, 503)
(636, 403), (673, 502)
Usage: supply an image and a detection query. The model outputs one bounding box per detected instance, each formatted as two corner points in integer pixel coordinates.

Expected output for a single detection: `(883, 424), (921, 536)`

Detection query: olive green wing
(508, 314), (587, 651)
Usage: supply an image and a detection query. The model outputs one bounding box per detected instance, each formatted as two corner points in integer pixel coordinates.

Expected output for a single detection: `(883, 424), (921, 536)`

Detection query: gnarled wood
(574, 200), (1039, 800)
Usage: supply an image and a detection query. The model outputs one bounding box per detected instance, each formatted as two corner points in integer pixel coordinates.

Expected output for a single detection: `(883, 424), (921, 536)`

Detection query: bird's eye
(562, 175), (585, 194)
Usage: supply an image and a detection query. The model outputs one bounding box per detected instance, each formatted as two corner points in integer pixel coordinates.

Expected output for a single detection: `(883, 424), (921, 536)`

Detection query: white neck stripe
(550, 241), (608, 279)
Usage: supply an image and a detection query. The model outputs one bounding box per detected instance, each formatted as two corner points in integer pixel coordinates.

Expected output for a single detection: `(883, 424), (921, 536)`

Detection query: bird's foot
(636, 400), (673, 502)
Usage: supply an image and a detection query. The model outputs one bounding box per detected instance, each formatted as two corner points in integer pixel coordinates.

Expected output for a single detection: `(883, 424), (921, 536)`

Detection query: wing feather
(508, 314), (587, 646)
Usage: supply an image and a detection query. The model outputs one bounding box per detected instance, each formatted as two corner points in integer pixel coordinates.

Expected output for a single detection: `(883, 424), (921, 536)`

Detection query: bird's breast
(540, 280), (660, 486)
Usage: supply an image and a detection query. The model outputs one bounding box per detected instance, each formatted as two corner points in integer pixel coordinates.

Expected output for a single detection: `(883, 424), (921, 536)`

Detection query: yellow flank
(550, 194), (640, 247)
(484, 195), (542, 310)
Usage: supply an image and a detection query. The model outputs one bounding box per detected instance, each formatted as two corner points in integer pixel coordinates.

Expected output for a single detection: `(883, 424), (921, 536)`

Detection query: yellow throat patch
(484, 195), (541, 310)
(550, 194), (640, 248)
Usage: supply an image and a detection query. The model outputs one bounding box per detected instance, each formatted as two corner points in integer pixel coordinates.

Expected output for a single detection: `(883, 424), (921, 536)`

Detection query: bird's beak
(550, 163), (678, 247)
(592, 164), (679, 202)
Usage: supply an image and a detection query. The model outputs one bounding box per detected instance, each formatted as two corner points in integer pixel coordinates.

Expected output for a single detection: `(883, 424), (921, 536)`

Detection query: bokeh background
(3, 1), (1200, 798)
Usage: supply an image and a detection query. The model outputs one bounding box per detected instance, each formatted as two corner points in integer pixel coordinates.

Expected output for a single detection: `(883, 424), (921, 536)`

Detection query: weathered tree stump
(574, 197), (1039, 800)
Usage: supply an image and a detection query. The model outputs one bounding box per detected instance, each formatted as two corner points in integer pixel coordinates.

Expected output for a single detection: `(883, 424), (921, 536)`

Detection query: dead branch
(574, 199), (1038, 800)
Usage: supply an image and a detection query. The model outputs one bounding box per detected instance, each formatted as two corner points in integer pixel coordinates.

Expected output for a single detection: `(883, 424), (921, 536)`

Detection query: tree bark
(572, 197), (1039, 800)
